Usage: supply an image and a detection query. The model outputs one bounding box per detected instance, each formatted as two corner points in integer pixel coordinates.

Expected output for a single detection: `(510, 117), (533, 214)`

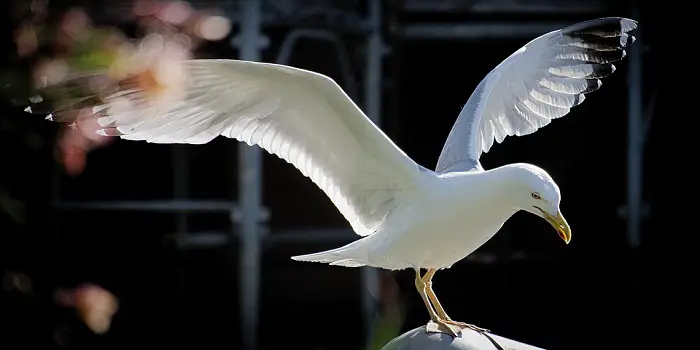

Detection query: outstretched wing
(435, 17), (637, 174)
(37, 59), (427, 236)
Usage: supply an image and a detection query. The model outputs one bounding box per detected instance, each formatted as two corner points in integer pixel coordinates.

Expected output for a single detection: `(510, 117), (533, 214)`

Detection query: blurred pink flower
(56, 109), (113, 176)
(55, 283), (119, 334)
(15, 24), (38, 57)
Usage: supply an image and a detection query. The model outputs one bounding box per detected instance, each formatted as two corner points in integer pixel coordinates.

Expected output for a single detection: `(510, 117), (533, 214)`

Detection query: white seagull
(37, 17), (637, 336)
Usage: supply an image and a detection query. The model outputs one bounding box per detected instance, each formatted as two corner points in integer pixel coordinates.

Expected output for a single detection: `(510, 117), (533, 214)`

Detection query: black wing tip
(583, 78), (603, 93)
(622, 34), (636, 45)
(562, 17), (639, 37)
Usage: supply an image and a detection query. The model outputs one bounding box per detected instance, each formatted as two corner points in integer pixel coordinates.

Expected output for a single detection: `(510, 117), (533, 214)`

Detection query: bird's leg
(421, 269), (451, 320)
(414, 269), (459, 337)
(422, 268), (490, 334)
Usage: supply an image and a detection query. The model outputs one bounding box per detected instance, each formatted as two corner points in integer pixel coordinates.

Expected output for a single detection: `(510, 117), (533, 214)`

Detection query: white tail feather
(291, 243), (369, 267)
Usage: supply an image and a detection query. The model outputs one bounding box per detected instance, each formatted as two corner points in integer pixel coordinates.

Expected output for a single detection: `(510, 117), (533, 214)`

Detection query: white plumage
(96, 60), (426, 238)
(36, 17), (637, 336)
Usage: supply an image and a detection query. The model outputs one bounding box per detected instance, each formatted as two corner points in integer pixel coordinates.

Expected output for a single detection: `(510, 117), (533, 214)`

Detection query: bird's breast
(375, 192), (514, 269)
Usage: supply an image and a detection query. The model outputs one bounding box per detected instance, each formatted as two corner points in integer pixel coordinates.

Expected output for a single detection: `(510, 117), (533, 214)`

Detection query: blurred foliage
(0, 0), (232, 225)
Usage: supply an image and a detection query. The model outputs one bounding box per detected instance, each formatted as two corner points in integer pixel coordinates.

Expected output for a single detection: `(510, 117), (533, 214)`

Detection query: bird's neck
(438, 167), (522, 217)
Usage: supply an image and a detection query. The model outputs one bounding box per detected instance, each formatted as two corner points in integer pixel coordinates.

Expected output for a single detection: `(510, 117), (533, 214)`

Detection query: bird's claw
(427, 319), (461, 337)
(443, 320), (490, 333)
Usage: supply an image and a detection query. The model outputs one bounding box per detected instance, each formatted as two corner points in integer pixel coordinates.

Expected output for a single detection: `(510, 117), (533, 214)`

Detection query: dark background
(0, 1), (681, 349)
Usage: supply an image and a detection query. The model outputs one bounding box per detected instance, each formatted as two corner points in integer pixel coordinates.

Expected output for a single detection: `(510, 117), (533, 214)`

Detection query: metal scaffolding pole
(627, 7), (643, 248)
(173, 146), (189, 235)
(401, 22), (570, 40)
(236, 1), (264, 349)
(362, 0), (382, 347)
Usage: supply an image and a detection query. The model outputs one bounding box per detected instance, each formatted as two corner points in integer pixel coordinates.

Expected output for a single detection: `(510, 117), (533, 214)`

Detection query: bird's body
(34, 16), (638, 337)
(296, 166), (524, 270)
(376, 177), (509, 270)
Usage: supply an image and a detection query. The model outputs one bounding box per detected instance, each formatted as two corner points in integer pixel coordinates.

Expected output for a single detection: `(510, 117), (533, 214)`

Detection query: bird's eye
(531, 192), (541, 200)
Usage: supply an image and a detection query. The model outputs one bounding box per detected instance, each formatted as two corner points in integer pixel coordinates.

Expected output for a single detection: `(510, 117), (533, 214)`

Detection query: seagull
(36, 17), (637, 337)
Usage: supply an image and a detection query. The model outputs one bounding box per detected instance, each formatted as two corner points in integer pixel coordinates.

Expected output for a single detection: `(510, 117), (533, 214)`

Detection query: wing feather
(435, 17), (637, 174)
(38, 59), (426, 236)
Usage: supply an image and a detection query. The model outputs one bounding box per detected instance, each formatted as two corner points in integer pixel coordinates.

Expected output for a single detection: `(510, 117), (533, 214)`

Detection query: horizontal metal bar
(401, 22), (570, 40)
(53, 200), (271, 224)
(164, 228), (354, 250)
(470, 2), (606, 14)
(53, 200), (240, 212)
(167, 231), (231, 249)
(264, 228), (357, 244)
(402, 0), (607, 14)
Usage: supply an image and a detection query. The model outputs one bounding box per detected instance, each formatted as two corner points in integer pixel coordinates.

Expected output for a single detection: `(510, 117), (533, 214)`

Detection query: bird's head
(507, 163), (571, 244)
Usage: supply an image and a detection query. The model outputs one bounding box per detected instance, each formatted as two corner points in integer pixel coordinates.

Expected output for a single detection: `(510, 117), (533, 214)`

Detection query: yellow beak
(542, 210), (571, 244)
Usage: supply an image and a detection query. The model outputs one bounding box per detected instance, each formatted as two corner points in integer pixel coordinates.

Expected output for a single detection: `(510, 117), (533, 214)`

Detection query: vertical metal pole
(172, 145), (188, 313)
(237, 1), (263, 349)
(173, 146), (189, 234)
(627, 7), (643, 248)
(50, 166), (62, 241)
(362, 0), (382, 347)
